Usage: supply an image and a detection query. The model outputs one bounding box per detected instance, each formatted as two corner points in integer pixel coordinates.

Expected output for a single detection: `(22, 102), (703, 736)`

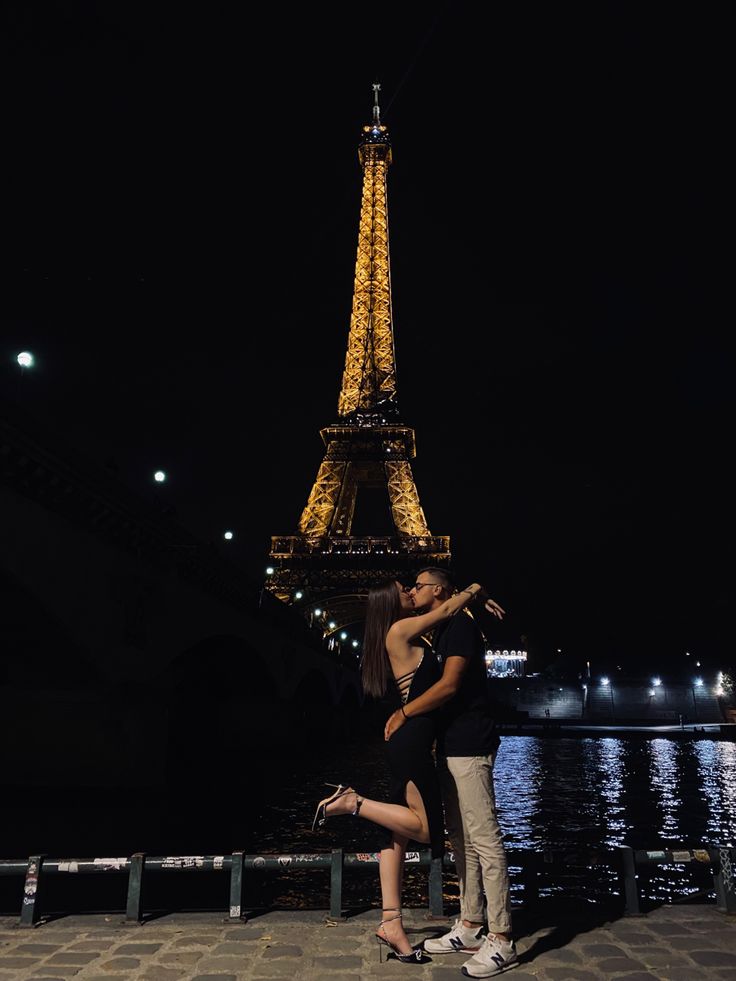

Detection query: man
(384, 567), (517, 979)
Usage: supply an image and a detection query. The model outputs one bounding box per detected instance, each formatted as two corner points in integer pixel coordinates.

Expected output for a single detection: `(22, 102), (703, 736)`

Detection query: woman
(311, 577), (501, 963)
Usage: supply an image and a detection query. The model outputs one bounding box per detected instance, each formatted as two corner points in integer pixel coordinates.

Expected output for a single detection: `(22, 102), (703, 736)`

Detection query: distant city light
(352, 640), (359, 648)
(328, 621), (336, 630)
(265, 567), (274, 575)
(17, 351), (34, 368)
(485, 648), (527, 679)
(486, 649), (528, 661)
(340, 631), (348, 640)
(153, 470), (166, 482)
(223, 531), (234, 540)
(314, 608), (322, 617)
(294, 591), (303, 600)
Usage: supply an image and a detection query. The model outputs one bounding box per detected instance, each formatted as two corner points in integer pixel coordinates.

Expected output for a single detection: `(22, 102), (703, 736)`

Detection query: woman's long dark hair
(361, 579), (403, 698)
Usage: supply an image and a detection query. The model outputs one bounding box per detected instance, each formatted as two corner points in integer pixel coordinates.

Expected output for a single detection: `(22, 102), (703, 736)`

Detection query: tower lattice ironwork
(266, 85), (451, 634)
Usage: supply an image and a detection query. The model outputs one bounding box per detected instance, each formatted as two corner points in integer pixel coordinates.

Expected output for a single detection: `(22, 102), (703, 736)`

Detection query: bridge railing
(2, 845), (733, 928)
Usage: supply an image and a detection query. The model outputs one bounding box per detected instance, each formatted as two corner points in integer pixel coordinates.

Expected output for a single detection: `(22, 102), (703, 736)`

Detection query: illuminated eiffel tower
(266, 85), (451, 634)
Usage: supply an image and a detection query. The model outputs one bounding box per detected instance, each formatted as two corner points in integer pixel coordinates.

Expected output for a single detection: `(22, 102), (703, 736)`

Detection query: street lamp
(15, 351), (34, 399)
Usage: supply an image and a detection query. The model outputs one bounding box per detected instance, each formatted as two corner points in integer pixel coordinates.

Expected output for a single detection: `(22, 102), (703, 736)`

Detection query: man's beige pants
(438, 752), (512, 935)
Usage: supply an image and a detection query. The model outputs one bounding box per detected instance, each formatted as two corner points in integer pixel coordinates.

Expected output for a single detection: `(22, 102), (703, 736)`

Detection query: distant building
(486, 648), (527, 678)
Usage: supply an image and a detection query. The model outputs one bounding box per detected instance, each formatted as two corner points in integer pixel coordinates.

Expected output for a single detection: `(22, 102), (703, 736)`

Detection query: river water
(3, 731), (735, 916)
(252, 731), (736, 911)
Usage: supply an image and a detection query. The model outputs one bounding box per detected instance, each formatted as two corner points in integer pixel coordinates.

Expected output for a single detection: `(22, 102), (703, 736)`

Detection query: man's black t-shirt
(433, 610), (500, 757)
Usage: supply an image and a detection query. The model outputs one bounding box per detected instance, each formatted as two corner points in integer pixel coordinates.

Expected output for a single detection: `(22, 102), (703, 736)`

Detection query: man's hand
(384, 708), (406, 741)
(484, 597), (505, 620)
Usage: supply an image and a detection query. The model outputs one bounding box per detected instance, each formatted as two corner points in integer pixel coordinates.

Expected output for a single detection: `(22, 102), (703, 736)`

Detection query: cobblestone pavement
(1, 901), (734, 980)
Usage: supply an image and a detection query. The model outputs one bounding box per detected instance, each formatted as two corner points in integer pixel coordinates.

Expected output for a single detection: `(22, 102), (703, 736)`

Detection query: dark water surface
(3, 733), (735, 914)
(260, 732), (736, 910)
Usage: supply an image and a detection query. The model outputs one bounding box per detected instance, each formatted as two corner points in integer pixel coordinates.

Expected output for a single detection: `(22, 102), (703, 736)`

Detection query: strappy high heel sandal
(311, 783), (355, 831)
(376, 908), (422, 963)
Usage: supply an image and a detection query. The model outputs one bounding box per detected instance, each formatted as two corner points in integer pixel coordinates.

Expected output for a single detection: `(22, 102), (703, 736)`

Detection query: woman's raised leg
(324, 782), (430, 843)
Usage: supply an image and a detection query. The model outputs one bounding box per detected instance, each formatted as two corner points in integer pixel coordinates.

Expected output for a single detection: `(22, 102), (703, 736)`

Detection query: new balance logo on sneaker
(461, 934), (518, 978)
(423, 918), (484, 954)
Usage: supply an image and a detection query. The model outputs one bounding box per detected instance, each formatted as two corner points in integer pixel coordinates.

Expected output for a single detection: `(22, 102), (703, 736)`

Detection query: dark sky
(1, 3), (732, 672)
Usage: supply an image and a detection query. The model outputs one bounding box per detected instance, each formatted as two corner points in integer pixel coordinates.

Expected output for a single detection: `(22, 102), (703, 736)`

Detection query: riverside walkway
(1, 900), (734, 980)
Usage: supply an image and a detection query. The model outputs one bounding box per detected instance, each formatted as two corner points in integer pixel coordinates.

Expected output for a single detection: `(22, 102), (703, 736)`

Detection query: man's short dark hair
(415, 567), (456, 592)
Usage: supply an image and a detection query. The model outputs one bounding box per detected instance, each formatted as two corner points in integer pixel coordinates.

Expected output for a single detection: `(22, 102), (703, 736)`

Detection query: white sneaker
(461, 934), (518, 977)
(424, 917), (484, 954)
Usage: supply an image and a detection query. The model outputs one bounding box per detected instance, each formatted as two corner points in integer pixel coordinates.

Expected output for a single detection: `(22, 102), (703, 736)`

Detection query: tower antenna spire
(372, 81), (381, 127)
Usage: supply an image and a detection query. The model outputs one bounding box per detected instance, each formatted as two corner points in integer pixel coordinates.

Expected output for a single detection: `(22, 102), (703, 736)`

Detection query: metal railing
(1, 844), (733, 928)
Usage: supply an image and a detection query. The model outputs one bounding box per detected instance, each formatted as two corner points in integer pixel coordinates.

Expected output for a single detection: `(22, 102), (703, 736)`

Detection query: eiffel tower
(266, 84), (451, 634)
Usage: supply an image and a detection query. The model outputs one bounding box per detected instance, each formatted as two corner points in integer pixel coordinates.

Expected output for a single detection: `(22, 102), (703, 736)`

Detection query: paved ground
(1, 900), (735, 980)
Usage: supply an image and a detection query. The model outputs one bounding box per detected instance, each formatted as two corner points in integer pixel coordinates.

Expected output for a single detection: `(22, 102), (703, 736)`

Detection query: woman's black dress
(380, 650), (445, 859)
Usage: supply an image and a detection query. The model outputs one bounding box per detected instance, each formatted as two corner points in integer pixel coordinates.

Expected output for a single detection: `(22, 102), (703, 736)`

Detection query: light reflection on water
(694, 740), (736, 841)
(650, 738), (682, 840)
(262, 734), (736, 909)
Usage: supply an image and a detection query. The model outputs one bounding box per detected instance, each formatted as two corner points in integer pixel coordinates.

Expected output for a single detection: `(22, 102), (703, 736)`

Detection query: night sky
(2, 3), (732, 673)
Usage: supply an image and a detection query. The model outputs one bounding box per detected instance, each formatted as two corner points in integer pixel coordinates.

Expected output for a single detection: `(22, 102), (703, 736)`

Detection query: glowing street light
(153, 470), (166, 483)
(16, 351), (34, 368)
(265, 567), (274, 576)
(223, 530), (234, 540)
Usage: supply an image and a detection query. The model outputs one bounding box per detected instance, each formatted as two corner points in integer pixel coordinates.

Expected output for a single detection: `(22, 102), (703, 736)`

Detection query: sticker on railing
(671, 851), (692, 862)
(161, 857), (205, 869)
(93, 858), (128, 871)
